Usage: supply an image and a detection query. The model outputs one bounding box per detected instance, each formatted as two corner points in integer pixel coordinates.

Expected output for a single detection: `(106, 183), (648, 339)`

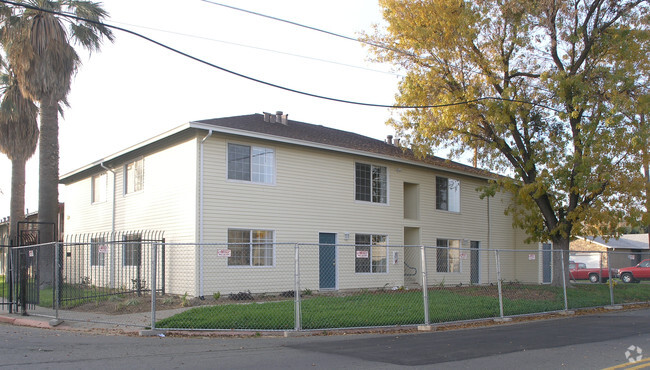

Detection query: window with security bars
(436, 238), (460, 273)
(355, 163), (387, 203)
(122, 234), (142, 266)
(227, 229), (274, 266)
(227, 143), (275, 184)
(355, 234), (387, 273)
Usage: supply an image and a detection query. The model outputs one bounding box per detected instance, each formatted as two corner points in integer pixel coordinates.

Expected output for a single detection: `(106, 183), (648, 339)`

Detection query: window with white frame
(122, 234), (141, 266)
(227, 229), (274, 266)
(355, 234), (387, 273)
(90, 237), (106, 266)
(227, 143), (275, 184)
(436, 238), (460, 273)
(436, 176), (460, 212)
(124, 159), (144, 194)
(91, 172), (107, 204)
(355, 163), (387, 203)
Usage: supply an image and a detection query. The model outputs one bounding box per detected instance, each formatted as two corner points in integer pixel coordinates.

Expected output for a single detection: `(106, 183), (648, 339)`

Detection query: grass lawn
(156, 283), (650, 330)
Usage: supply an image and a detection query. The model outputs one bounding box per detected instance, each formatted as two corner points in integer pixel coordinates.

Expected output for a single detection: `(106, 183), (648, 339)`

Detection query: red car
(569, 261), (611, 283)
(618, 259), (650, 283)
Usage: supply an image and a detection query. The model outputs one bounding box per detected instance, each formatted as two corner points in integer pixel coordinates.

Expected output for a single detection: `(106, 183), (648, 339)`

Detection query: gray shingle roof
(583, 234), (650, 250)
(194, 114), (495, 178)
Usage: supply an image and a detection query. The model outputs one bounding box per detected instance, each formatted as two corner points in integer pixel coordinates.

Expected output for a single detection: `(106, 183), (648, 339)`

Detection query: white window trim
(435, 238), (462, 274)
(91, 172), (108, 204)
(226, 142), (277, 186)
(435, 176), (461, 213)
(354, 233), (389, 274)
(354, 162), (390, 205)
(123, 158), (144, 196)
(226, 228), (276, 268)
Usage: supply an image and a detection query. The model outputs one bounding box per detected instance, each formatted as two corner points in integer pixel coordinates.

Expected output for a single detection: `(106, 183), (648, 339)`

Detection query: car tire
(622, 273), (634, 283)
(589, 274), (600, 283)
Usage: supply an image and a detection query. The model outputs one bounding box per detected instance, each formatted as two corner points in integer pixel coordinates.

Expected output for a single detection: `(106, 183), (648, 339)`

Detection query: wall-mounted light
(344, 232), (350, 240)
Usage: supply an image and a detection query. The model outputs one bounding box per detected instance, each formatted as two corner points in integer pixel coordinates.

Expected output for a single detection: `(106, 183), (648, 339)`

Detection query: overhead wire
(0, 0), (561, 113)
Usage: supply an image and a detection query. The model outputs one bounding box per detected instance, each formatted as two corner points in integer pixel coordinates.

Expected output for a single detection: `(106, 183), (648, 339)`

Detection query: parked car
(618, 259), (650, 283)
(569, 261), (611, 283)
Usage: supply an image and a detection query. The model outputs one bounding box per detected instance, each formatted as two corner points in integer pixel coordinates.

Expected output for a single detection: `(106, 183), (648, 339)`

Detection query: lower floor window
(123, 234), (142, 266)
(228, 229), (274, 266)
(355, 234), (387, 273)
(436, 239), (460, 273)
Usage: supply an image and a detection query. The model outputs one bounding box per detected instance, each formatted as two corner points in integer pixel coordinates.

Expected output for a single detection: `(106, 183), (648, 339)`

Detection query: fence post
(561, 251), (568, 311)
(54, 242), (60, 321)
(495, 250), (504, 319)
(151, 241), (157, 330)
(294, 243), (301, 331)
(420, 245), (429, 325)
(607, 250), (614, 306)
(161, 238), (166, 296)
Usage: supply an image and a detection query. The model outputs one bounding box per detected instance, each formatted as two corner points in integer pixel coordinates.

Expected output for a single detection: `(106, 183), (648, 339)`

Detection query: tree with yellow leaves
(365, 0), (649, 285)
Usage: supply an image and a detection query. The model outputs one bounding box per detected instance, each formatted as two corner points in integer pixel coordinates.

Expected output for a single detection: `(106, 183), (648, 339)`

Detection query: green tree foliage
(365, 0), (649, 284)
(0, 0), (113, 245)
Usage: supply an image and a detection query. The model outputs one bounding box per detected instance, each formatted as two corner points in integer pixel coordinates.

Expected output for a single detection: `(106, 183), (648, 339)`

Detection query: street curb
(0, 314), (51, 329)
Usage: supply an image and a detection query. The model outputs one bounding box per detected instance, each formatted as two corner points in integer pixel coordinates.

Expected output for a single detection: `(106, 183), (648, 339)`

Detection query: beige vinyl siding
(63, 138), (198, 295)
(199, 135), (537, 294)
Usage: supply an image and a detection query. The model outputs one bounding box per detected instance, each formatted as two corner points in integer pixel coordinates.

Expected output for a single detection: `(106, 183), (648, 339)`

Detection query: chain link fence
(6, 241), (650, 332)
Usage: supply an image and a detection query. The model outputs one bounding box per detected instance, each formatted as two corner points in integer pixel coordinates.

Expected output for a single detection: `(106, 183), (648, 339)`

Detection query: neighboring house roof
(578, 234), (650, 250)
(60, 113), (497, 183)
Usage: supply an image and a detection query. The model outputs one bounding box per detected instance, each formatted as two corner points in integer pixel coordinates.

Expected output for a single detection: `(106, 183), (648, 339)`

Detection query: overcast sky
(0, 0), (409, 216)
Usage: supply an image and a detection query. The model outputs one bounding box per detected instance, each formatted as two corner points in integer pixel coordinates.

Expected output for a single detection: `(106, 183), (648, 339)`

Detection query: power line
(0, 0), (561, 113)
(110, 19), (401, 77)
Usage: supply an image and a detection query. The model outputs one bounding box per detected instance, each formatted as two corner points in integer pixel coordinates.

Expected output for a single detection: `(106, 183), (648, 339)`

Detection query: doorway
(319, 233), (337, 290)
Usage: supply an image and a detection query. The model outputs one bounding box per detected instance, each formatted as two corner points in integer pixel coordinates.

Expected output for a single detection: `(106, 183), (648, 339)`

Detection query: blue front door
(319, 233), (337, 289)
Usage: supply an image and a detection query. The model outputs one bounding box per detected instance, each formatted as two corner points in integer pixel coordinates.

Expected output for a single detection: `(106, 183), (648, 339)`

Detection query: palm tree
(0, 60), (39, 246)
(1, 0), (113, 233)
(1, 0), (113, 283)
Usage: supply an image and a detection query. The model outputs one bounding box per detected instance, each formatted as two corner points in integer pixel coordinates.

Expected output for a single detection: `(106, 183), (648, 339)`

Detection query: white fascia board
(60, 123), (192, 181)
(188, 122), (495, 181)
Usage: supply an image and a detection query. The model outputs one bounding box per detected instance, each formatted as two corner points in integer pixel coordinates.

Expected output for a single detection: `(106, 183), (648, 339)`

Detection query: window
(90, 237), (106, 266)
(228, 229), (274, 266)
(91, 173), (107, 204)
(228, 143), (275, 184)
(123, 234), (141, 266)
(436, 239), (460, 273)
(436, 176), (460, 212)
(355, 163), (387, 203)
(355, 234), (387, 273)
(125, 159), (144, 194)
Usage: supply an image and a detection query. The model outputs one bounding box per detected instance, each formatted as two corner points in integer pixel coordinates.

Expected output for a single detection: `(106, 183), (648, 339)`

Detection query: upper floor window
(436, 176), (460, 212)
(355, 163), (387, 203)
(227, 229), (274, 267)
(355, 234), (387, 273)
(125, 159), (144, 194)
(228, 143), (275, 184)
(91, 172), (107, 204)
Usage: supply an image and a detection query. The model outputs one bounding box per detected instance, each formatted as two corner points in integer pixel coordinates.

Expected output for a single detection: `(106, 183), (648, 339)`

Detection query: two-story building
(60, 112), (543, 297)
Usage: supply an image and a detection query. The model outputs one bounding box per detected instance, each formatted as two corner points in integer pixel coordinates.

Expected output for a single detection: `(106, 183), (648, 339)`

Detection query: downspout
(100, 162), (116, 288)
(199, 130), (213, 298)
(487, 195), (491, 283)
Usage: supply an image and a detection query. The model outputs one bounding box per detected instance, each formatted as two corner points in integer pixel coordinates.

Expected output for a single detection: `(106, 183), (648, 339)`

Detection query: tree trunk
(37, 102), (59, 285)
(9, 156), (27, 245)
(551, 236), (571, 287)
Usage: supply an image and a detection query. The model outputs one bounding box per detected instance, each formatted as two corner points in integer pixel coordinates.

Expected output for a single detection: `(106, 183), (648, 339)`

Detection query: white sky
(0, 0), (411, 216)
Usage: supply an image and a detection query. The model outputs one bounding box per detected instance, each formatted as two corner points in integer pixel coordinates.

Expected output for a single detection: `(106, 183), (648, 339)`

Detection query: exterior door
(542, 243), (552, 284)
(319, 233), (337, 290)
(470, 241), (480, 284)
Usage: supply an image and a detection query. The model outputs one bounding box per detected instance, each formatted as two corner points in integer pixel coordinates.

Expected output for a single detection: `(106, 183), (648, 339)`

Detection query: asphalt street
(1, 308), (650, 369)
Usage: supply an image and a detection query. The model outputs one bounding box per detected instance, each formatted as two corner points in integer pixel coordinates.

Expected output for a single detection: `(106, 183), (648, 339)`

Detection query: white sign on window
(356, 250), (369, 258)
(629, 255), (637, 260)
(98, 245), (109, 254)
(218, 249), (232, 257)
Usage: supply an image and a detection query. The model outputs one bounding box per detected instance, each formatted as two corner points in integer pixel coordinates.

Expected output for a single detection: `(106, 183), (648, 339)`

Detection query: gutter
(198, 130), (213, 298)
